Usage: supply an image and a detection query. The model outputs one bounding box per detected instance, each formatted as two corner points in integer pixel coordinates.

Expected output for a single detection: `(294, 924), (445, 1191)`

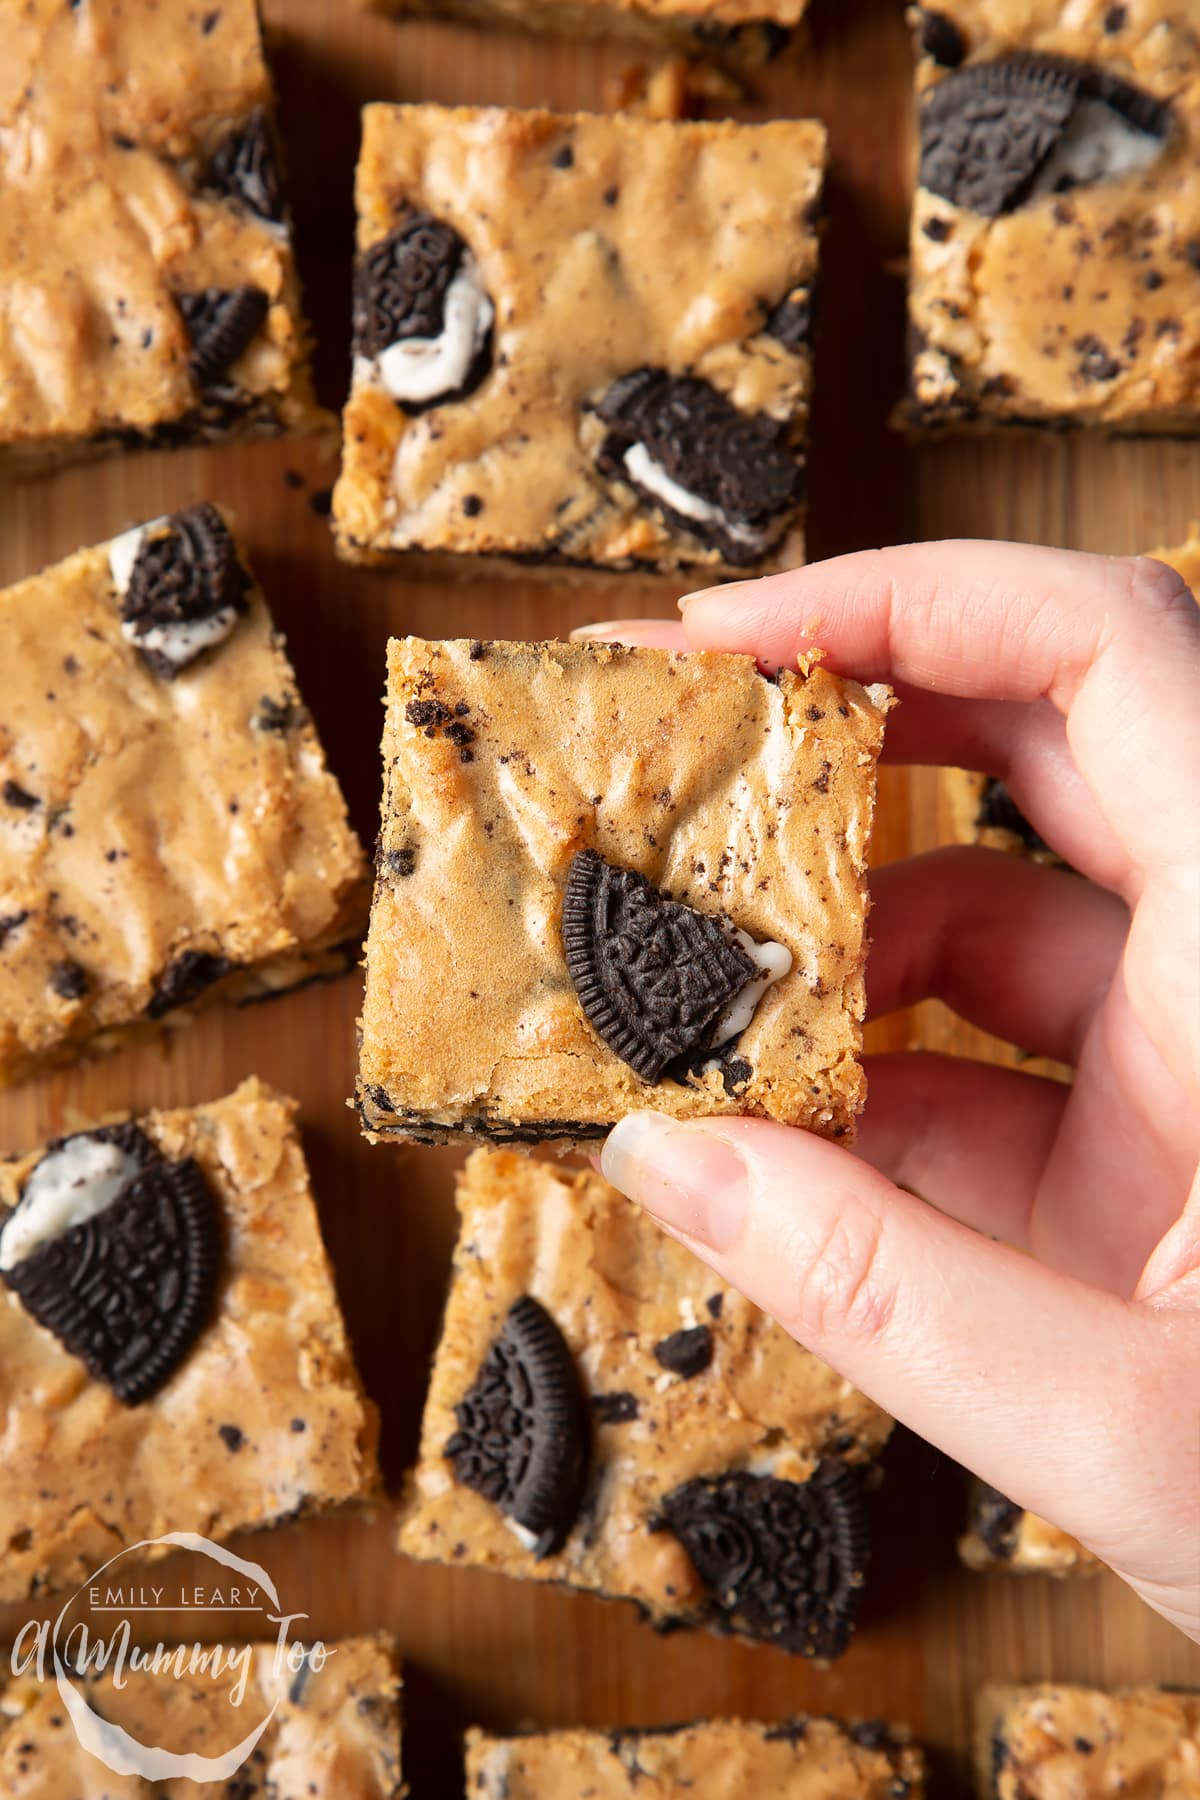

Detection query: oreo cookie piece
(444, 1295), (589, 1557)
(562, 850), (757, 1084)
(0, 1124), (221, 1405)
(975, 777), (1050, 854)
(653, 1325), (713, 1379)
(918, 9), (966, 68)
(970, 1482), (1023, 1560)
(658, 1461), (870, 1659)
(208, 107), (284, 222)
(146, 948), (234, 1019)
(920, 54), (1172, 217)
(764, 291), (813, 350)
(111, 504), (249, 679)
(352, 211), (494, 410)
(593, 370), (800, 567)
(178, 285), (270, 388)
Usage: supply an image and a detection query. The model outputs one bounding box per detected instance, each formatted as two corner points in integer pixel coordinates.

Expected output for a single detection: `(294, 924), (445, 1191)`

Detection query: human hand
(576, 541), (1200, 1641)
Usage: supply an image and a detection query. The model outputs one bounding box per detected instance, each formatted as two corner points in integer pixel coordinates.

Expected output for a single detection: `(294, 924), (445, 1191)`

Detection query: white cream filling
(122, 607), (239, 667)
(107, 520), (163, 596)
(623, 443), (773, 552)
(375, 257), (493, 404)
(503, 1517), (540, 1553)
(0, 1136), (138, 1272)
(710, 928), (793, 1049)
(1031, 99), (1166, 197)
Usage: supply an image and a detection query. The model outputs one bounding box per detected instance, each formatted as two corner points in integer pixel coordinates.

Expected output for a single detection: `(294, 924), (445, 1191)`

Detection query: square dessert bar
(0, 1634), (402, 1794)
(364, 0), (806, 65)
(0, 503), (367, 1084)
(333, 106), (825, 575)
(0, 0), (324, 473)
(905, 2), (1200, 431)
(399, 1151), (892, 1660)
(0, 1079), (380, 1601)
(959, 1481), (1095, 1576)
(358, 640), (890, 1150)
(467, 1717), (925, 1798)
(979, 1686), (1200, 1799)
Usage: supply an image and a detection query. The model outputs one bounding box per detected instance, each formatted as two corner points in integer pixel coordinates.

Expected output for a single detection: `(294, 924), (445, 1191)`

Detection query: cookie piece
(399, 1151), (892, 1658)
(207, 106), (285, 222)
(117, 503), (250, 679)
(353, 211), (494, 410)
(179, 286), (273, 389)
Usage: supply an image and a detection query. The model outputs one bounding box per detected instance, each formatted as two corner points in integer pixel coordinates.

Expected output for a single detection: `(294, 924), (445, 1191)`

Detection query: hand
(576, 542), (1200, 1641)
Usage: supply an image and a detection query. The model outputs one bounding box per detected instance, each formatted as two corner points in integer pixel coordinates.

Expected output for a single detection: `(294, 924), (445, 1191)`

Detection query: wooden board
(2, 0), (1198, 1791)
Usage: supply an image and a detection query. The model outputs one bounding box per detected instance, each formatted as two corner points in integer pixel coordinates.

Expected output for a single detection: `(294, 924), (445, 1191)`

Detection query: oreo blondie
(905, 2), (1200, 431)
(467, 1718), (925, 1798)
(979, 1685), (1200, 1799)
(357, 640), (890, 1149)
(364, 0), (805, 64)
(0, 504), (367, 1084)
(0, 1635), (402, 1795)
(0, 0), (324, 474)
(0, 1080), (379, 1601)
(332, 106), (825, 575)
(960, 1481), (1096, 1575)
(399, 1151), (892, 1660)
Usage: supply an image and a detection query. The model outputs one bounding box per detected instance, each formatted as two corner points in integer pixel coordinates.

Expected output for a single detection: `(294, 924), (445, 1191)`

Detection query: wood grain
(1, 0), (1198, 1793)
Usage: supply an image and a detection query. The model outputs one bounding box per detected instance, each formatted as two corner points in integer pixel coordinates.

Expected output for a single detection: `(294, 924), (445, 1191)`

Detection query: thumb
(600, 1112), (1194, 1595)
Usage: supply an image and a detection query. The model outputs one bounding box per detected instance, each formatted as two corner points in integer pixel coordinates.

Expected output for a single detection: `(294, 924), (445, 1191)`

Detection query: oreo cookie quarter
(0, 1124), (222, 1406)
(178, 285), (271, 389)
(445, 1295), (589, 1558)
(353, 211), (494, 410)
(110, 503), (249, 678)
(208, 108), (284, 222)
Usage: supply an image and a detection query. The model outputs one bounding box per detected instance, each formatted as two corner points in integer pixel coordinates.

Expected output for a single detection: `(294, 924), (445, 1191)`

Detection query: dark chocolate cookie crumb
(208, 107), (283, 221)
(0, 911), (31, 948)
(705, 1292), (724, 1320)
(121, 503), (249, 679)
(764, 291), (813, 350)
(591, 1391), (639, 1424)
(971, 1482), (1023, 1559)
(445, 1295), (589, 1557)
(146, 949), (234, 1019)
(658, 1461), (870, 1659)
(254, 695), (295, 733)
(1074, 334), (1123, 382)
(178, 285), (269, 389)
(218, 1423), (244, 1452)
(552, 143), (574, 169)
(2, 1132), (221, 1406)
(309, 487), (333, 518)
(1103, 3), (1128, 29)
(49, 961), (88, 1001)
(919, 9), (966, 67)
(383, 845), (417, 879)
(3, 780), (39, 810)
(562, 850), (756, 1084)
(652, 1325), (714, 1379)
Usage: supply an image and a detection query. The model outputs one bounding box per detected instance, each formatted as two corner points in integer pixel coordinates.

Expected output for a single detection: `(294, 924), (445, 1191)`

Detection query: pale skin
(574, 541), (1200, 1642)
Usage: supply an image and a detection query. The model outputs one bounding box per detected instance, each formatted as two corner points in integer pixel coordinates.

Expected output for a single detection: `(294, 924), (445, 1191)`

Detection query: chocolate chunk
(382, 845), (417, 878)
(562, 850), (755, 1083)
(3, 780), (39, 810)
(764, 291), (813, 349)
(658, 1461), (870, 1658)
(591, 1391), (639, 1424)
(208, 107), (283, 221)
(178, 285), (270, 388)
(49, 961), (88, 1001)
(0, 911), (30, 948)
(218, 1423), (244, 1452)
(975, 778), (1050, 853)
(593, 369), (800, 566)
(971, 1482), (1022, 1559)
(445, 1295), (589, 1557)
(2, 1129), (221, 1406)
(146, 948), (233, 1019)
(921, 55), (1171, 217)
(652, 1325), (713, 1379)
(1103, 3), (1128, 27)
(919, 9), (965, 67)
(122, 503), (249, 679)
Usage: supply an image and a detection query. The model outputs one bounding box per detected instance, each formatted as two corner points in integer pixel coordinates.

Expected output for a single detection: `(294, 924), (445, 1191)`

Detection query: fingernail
(601, 1113), (748, 1252)
(677, 581), (750, 613)
(570, 621), (630, 640)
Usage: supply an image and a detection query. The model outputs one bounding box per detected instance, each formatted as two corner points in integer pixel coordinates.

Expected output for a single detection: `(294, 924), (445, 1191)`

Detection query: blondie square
(905, 2), (1200, 431)
(333, 106), (825, 575)
(399, 1151), (892, 1661)
(357, 640), (890, 1150)
(979, 1686), (1200, 1799)
(466, 1717), (925, 1799)
(959, 1481), (1095, 1575)
(0, 504), (367, 1084)
(0, 1080), (380, 1601)
(0, 1635), (402, 1795)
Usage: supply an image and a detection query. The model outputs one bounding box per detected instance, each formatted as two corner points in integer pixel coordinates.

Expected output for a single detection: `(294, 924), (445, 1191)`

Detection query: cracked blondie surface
(980, 1685), (1200, 1799)
(399, 1152), (891, 1659)
(905, 1), (1200, 430)
(358, 640), (890, 1148)
(0, 1080), (379, 1602)
(0, 505), (367, 1084)
(0, 0), (324, 472)
(333, 106), (824, 575)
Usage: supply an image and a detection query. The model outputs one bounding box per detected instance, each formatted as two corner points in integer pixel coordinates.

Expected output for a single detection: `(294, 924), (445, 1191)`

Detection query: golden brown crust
(0, 513), (368, 1085)
(363, 0), (804, 61)
(466, 1716), (924, 1798)
(398, 1151), (891, 1626)
(333, 106), (824, 575)
(0, 1080), (380, 1602)
(0, 1634), (403, 1797)
(0, 0), (326, 471)
(357, 640), (890, 1147)
(978, 1685), (1200, 1800)
(905, 2), (1200, 432)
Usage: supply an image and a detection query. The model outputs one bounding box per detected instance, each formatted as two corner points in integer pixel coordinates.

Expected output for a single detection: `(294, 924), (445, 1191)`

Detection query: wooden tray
(1, 0), (1198, 1791)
